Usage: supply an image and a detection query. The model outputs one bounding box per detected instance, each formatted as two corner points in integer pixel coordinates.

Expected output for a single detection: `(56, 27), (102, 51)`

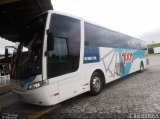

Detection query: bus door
(46, 13), (85, 101)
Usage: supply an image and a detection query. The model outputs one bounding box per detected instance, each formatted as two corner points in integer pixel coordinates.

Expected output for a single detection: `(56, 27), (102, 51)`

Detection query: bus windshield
(11, 13), (47, 79)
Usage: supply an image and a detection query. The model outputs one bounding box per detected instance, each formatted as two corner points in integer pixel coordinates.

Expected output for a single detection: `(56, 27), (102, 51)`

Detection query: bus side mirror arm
(5, 47), (8, 61)
(44, 51), (48, 56)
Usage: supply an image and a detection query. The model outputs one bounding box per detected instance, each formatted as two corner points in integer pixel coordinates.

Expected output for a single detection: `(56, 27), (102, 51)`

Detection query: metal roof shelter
(0, 0), (53, 42)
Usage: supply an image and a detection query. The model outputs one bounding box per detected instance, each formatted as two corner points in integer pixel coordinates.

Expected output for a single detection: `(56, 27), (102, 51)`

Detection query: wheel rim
(92, 77), (101, 92)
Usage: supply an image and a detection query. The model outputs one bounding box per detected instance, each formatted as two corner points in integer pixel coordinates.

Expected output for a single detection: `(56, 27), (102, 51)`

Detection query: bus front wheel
(90, 72), (103, 96)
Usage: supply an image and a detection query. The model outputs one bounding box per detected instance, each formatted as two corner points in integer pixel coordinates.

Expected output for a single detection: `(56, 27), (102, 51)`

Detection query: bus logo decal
(84, 47), (100, 63)
(84, 56), (97, 61)
(121, 51), (133, 65)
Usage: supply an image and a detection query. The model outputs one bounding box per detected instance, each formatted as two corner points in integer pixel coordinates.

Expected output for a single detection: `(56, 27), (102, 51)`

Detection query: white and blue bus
(8, 11), (148, 106)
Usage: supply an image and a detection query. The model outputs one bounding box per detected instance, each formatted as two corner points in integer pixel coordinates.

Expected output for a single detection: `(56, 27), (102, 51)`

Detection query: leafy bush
(148, 48), (154, 54)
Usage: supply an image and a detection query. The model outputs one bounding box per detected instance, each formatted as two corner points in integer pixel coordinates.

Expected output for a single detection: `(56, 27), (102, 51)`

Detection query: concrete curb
(30, 104), (60, 119)
(17, 104), (61, 119)
(0, 84), (11, 95)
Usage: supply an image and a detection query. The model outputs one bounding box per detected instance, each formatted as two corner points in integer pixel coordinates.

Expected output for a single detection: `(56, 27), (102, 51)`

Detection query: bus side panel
(115, 48), (145, 75)
(84, 47), (121, 85)
(84, 47), (146, 86)
(100, 47), (121, 83)
(130, 49), (145, 72)
(58, 73), (86, 102)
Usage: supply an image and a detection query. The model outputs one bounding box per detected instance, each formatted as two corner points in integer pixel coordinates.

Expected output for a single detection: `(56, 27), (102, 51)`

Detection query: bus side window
(85, 41), (89, 46)
(47, 14), (80, 79)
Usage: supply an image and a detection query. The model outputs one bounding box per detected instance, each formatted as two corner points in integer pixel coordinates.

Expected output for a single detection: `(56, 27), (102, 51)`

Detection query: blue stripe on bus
(84, 46), (100, 64)
(133, 50), (144, 60)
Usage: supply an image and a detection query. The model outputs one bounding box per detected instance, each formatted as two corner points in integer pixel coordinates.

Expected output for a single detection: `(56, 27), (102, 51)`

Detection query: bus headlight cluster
(27, 80), (49, 90)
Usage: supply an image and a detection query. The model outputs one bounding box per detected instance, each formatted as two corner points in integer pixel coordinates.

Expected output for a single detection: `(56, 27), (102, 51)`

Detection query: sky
(1, 0), (160, 55)
(52, 0), (160, 44)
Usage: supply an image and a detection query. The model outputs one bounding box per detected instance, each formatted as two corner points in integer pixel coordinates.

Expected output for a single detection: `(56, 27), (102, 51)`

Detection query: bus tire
(90, 72), (103, 96)
(139, 61), (144, 73)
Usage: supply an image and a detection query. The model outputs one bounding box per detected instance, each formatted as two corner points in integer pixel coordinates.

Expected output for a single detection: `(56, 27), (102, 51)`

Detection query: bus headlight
(27, 80), (49, 90)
